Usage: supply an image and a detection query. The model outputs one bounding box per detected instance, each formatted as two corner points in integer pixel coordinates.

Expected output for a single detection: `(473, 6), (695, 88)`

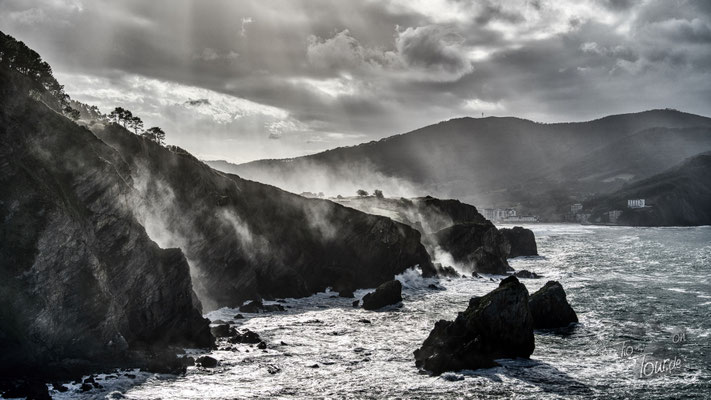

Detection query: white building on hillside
(628, 199), (645, 208)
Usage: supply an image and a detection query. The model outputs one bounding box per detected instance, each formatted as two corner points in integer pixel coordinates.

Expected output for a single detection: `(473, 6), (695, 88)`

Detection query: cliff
(94, 126), (434, 310)
(0, 67), (213, 381)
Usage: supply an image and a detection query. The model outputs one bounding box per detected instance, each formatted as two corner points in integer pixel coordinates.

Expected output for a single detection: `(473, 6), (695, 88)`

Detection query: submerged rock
(529, 281), (578, 329)
(513, 270), (541, 279)
(429, 222), (511, 274)
(361, 280), (403, 310)
(195, 356), (218, 368)
(210, 324), (236, 338)
(414, 276), (534, 375)
(239, 299), (285, 313)
(500, 226), (538, 258)
(228, 329), (262, 344)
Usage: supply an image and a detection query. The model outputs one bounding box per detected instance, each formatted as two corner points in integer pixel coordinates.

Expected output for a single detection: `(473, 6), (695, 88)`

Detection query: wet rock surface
(361, 280), (403, 310)
(430, 222), (511, 274)
(239, 299), (286, 313)
(96, 125), (435, 309)
(529, 281), (578, 329)
(500, 226), (538, 258)
(414, 276), (534, 375)
(0, 68), (213, 384)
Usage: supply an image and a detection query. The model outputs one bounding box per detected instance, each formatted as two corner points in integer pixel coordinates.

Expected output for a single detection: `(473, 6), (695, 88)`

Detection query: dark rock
(414, 276), (534, 375)
(280, 341), (288, 346)
(239, 299), (285, 313)
(182, 356), (195, 366)
(1, 379), (51, 400)
(358, 319), (372, 324)
(429, 222), (511, 274)
(500, 227), (538, 258)
(308, 364), (319, 368)
(529, 281), (578, 329)
(338, 289), (355, 298)
(352, 300), (360, 308)
(195, 356), (218, 368)
(0, 68), (213, 384)
(513, 270), (541, 279)
(95, 122), (435, 309)
(228, 329), (262, 344)
(51, 382), (69, 392)
(124, 374), (136, 379)
(144, 350), (193, 374)
(257, 341), (267, 350)
(361, 280), (403, 310)
(83, 376), (96, 384)
(80, 383), (93, 391)
(210, 324), (236, 338)
(434, 263), (460, 278)
(267, 365), (281, 374)
(234, 314), (244, 319)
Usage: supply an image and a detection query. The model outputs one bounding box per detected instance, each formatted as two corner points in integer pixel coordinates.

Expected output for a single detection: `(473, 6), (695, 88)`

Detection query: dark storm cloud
(1, 0), (710, 162)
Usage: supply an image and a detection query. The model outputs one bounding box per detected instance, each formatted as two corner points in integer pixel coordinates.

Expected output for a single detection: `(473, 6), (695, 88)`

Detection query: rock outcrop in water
(94, 125), (434, 309)
(429, 222), (511, 274)
(414, 276), (534, 375)
(500, 226), (538, 258)
(529, 281), (578, 329)
(361, 280), (403, 310)
(0, 67), (213, 385)
(332, 196), (517, 275)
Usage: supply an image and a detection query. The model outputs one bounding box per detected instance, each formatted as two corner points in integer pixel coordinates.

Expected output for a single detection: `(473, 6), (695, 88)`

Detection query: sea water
(43, 224), (711, 399)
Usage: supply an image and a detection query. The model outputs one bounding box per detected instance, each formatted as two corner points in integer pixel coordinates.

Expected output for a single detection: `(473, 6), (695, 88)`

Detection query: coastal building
(483, 207), (538, 223)
(628, 199), (645, 208)
(571, 203), (583, 214)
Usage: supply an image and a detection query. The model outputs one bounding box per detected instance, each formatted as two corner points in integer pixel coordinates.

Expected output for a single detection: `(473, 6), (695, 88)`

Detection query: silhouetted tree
(143, 126), (166, 145)
(357, 189), (369, 197)
(129, 116), (143, 134)
(108, 107), (134, 128)
(1, 31), (70, 111)
(373, 189), (384, 199)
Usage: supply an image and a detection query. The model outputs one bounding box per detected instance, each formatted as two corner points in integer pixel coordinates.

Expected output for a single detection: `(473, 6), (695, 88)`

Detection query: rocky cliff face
(333, 195), (517, 274)
(414, 276), (534, 375)
(93, 126), (434, 310)
(429, 222), (511, 274)
(333, 195), (487, 235)
(500, 226), (538, 258)
(0, 68), (213, 381)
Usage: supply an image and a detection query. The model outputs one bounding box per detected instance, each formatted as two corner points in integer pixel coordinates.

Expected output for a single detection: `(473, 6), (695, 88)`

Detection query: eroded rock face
(361, 280), (403, 310)
(429, 222), (511, 274)
(0, 68), (213, 381)
(529, 281), (578, 329)
(414, 276), (534, 375)
(95, 125), (435, 310)
(500, 226), (538, 258)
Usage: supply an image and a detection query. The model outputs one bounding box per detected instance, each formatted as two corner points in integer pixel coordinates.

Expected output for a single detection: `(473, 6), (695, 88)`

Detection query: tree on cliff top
(143, 127), (166, 145)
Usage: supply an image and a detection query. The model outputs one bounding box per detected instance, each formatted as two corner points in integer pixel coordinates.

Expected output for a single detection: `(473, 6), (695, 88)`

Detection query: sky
(1, 0), (710, 163)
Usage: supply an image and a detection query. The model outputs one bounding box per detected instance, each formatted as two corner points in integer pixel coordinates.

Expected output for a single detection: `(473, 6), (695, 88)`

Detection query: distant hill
(585, 152), (711, 226)
(207, 111), (711, 220)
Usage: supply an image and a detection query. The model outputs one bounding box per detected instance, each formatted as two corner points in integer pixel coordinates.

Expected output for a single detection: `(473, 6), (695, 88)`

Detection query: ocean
(44, 224), (711, 399)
